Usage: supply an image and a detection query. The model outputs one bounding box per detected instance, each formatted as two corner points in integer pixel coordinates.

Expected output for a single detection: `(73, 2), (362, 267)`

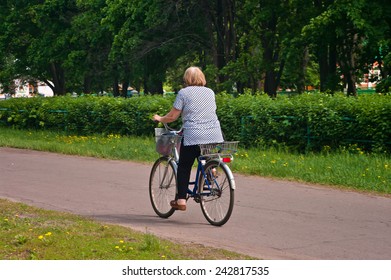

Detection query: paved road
(1, 147), (391, 260)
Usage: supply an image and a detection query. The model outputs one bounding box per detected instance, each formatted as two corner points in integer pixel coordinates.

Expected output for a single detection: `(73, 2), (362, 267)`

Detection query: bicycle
(149, 123), (239, 226)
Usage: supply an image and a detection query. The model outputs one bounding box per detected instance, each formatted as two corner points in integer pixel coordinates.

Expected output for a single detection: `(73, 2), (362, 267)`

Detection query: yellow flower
(119, 240), (124, 243)
(38, 235), (44, 240)
(45, 232), (52, 236)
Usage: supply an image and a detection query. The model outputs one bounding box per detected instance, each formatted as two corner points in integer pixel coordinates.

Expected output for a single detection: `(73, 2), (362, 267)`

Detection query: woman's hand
(152, 114), (161, 122)
(153, 108), (181, 124)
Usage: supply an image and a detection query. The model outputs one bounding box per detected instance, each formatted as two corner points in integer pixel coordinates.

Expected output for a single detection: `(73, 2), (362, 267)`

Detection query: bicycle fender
(222, 163), (236, 190)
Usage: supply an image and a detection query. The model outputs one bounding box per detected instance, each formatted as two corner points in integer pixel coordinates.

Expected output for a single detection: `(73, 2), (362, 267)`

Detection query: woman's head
(183, 67), (206, 87)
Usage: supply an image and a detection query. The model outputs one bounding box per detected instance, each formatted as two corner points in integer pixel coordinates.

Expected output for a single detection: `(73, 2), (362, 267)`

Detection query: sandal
(170, 200), (186, 211)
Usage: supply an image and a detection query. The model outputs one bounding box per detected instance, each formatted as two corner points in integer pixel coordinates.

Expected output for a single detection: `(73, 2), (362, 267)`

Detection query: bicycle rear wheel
(199, 159), (235, 226)
(149, 157), (177, 218)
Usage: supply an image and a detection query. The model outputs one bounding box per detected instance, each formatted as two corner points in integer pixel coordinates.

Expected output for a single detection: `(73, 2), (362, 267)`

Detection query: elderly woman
(153, 66), (224, 210)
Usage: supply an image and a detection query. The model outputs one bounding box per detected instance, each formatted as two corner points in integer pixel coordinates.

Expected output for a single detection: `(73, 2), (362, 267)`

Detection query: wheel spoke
(200, 160), (234, 226)
(149, 158), (176, 218)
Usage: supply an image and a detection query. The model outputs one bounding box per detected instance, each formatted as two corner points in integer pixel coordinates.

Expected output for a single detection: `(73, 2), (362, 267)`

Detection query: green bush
(217, 93), (391, 153)
(1, 93), (390, 153)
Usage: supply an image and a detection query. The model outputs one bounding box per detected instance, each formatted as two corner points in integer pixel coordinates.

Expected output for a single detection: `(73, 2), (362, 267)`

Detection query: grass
(0, 127), (390, 195)
(0, 199), (252, 260)
(234, 146), (391, 194)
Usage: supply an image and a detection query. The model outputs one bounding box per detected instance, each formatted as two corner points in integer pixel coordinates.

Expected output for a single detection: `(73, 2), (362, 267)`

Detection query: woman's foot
(170, 200), (186, 211)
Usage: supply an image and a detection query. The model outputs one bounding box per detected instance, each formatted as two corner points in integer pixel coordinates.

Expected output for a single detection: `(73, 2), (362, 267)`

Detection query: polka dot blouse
(173, 86), (224, 146)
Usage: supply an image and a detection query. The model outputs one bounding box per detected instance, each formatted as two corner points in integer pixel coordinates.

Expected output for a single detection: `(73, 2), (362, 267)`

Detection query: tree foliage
(0, 0), (390, 96)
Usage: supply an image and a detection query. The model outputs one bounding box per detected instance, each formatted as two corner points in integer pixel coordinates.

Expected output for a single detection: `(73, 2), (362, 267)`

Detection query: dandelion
(119, 240), (124, 244)
(45, 232), (52, 236)
(38, 235), (44, 240)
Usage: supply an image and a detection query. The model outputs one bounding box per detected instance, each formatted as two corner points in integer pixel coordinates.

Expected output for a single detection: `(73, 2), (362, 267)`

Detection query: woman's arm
(153, 107), (181, 123)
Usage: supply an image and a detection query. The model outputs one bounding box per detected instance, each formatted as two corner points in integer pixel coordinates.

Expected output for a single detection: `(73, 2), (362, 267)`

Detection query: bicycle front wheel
(149, 157), (177, 218)
(199, 159), (235, 226)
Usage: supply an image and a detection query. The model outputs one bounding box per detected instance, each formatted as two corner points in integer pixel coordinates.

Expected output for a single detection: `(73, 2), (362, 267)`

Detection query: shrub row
(0, 95), (174, 136)
(217, 93), (391, 152)
(0, 93), (390, 153)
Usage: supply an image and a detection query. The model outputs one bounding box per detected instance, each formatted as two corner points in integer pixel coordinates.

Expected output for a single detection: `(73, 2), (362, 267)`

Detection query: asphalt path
(1, 147), (391, 260)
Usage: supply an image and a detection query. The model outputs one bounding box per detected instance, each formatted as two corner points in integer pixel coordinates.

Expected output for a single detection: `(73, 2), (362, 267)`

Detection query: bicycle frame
(160, 123), (236, 196)
(151, 122), (237, 226)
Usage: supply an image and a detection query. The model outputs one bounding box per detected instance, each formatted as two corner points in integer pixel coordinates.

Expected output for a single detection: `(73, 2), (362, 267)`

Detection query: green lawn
(0, 199), (252, 260)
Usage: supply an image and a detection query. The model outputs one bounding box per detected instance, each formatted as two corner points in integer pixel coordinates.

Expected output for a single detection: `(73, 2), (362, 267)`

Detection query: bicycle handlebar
(160, 122), (183, 134)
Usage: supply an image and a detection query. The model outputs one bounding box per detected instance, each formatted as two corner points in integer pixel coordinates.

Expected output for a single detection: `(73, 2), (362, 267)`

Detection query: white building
(0, 80), (54, 98)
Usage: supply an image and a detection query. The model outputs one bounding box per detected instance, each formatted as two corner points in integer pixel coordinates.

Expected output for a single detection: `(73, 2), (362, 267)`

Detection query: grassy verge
(0, 127), (390, 194)
(0, 199), (252, 260)
(234, 146), (391, 194)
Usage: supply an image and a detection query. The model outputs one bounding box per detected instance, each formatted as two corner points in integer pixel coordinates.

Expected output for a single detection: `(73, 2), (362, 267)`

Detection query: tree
(302, 0), (391, 96)
(103, 0), (209, 94)
(68, 0), (113, 94)
(0, 0), (80, 95)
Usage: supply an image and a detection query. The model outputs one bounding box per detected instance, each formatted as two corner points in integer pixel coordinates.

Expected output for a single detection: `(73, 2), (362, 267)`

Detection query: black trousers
(176, 141), (200, 200)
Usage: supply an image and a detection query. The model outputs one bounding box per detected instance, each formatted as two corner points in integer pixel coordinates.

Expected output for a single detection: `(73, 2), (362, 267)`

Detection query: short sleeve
(173, 90), (184, 110)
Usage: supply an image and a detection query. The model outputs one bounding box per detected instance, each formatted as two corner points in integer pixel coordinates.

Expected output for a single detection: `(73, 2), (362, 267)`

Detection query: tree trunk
(339, 30), (358, 96)
(121, 81), (129, 97)
(49, 62), (66, 95)
(113, 78), (120, 97)
(297, 47), (309, 93)
(261, 9), (279, 98)
(318, 45), (328, 92)
(83, 75), (92, 94)
(216, 0), (226, 80)
(318, 41), (338, 93)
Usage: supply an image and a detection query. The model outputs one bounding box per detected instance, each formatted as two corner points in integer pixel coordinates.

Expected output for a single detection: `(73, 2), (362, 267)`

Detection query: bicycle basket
(155, 128), (182, 156)
(199, 141), (239, 156)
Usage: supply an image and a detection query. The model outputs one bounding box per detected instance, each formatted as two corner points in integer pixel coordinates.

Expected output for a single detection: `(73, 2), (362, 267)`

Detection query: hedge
(0, 93), (390, 153)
